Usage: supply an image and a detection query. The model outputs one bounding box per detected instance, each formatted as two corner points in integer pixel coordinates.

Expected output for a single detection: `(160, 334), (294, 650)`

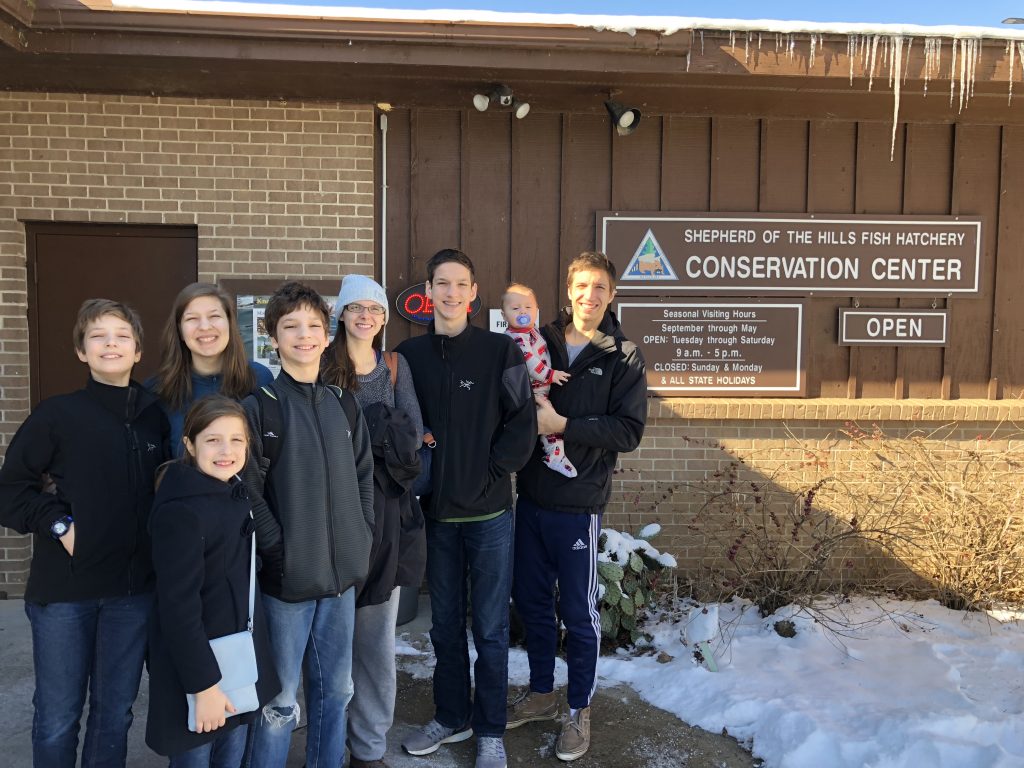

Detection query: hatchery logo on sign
(621, 229), (678, 281)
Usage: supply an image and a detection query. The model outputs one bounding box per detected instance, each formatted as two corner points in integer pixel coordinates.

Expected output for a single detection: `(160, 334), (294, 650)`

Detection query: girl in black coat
(146, 395), (279, 767)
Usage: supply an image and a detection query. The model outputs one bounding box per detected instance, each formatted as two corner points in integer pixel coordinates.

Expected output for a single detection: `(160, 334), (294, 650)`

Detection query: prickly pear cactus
(596, 524), (677, 649)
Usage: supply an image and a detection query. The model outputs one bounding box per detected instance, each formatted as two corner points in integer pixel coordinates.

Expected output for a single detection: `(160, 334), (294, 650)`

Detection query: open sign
(395, 282), (483, 326)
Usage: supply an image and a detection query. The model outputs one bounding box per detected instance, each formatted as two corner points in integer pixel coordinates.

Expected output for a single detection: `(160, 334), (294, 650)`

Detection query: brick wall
(604, 399), (1024, 595)
(0, 91), (376, 595)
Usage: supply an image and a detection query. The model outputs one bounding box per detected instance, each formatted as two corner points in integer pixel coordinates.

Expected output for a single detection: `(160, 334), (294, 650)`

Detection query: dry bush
(628, 423), (1024, 616)
(834, 423), (1024, 610)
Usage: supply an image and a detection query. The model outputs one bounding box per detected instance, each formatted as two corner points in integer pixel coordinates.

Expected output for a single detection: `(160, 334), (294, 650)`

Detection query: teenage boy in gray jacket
(241, 281), (375, 768)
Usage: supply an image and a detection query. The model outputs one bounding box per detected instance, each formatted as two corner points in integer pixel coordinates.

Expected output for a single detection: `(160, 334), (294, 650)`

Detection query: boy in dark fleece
(0, 298), (169, 768)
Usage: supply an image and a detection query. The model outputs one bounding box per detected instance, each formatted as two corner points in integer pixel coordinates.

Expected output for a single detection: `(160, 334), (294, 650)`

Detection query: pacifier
(515, 313), (531, 326)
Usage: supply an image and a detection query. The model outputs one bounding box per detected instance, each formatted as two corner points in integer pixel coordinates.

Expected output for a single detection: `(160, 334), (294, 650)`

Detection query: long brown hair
(321, 310), (384, 391)
(153, 283), (256, 410)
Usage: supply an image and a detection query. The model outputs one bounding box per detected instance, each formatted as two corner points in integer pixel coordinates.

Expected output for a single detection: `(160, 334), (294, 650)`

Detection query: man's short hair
(264, 281), (332, 339)
(566, 251), (618, 291)
(426, 248), (476, 284)
(72, 299), (144, 353)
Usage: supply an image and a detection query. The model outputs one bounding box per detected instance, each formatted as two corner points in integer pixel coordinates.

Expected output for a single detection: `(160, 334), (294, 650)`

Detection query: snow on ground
(397, 597), (1024, 768)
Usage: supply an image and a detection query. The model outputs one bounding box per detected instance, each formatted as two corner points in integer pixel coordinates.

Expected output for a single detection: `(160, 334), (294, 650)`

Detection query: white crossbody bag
(186, 532), (260, 732)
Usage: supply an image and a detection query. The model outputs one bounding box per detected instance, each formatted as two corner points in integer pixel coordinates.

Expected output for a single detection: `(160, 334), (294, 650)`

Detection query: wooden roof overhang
(3, 0), (1024, 124)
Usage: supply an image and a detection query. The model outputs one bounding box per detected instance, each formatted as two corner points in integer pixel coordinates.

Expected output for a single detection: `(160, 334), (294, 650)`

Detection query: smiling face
(184, 414), (248, 482)
(342, 300), (386, 344)
(271, 304), (329, 379)
(76, 313), (142, 386)
(426, 261), (477, 332)
(568, 268), (616, 331)
(180, 295), (230, 368)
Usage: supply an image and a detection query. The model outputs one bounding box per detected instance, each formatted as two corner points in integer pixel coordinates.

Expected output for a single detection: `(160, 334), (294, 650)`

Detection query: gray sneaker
(506, 689), (559, 729)
(475, 736), (507, 768)
(555, 707), (591, 762)
(402, 719), (473, 756)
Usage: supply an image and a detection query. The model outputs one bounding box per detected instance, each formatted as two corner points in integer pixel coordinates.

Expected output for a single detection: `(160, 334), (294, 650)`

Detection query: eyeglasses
(343, 303), (386, 316)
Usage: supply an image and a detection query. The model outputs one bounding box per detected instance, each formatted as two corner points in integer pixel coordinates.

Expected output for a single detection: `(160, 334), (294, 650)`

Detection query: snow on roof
(110, 0), (1024, 41)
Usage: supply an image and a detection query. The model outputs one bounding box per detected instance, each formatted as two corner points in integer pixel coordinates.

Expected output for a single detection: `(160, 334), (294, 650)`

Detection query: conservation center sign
(600, 212), (982, 296)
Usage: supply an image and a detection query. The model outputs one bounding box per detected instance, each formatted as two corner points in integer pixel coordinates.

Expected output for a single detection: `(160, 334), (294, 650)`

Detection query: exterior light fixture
(604, 100), (642, 136)
(473, 85), (530, 118)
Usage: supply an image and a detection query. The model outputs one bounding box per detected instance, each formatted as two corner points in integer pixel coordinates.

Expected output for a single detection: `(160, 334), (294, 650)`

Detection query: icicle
(848, 34), (856, 85)
(890, 35), (903, 162)
(903, 37), (913, 84)
(959, 39), (967, 113)
(1018, 41), (1024, 87)
(788, 34), (795, 60)
(949, 38), (958, 107)
(883, 35), (890, 69)
(758, 32), (762, 52)
(970, 38), (978, 100)
(888, 39), (895, 89)
(868, 35), (880, 91)
(744, 31), (750, 64)
(775, 32), (781, 54)
(810, 33), (817, 71)
(730, 30), (736, 53)
(1009, 41), (1016, 105)
(700, 30), (705, 56)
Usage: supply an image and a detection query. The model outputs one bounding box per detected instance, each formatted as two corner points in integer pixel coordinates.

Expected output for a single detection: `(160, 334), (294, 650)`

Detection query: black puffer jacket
(241, 370), (375, 602)
(146, 462), (280, 757)
(0, 378), (169, 603)
(517, 308), (647, 515)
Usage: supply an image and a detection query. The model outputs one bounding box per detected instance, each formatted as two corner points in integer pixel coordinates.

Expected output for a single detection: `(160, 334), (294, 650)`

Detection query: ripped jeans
(247, 589), (356, 768)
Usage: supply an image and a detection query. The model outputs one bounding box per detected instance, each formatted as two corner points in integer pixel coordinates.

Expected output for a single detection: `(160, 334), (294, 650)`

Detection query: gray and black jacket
(241, 369), (374, 603)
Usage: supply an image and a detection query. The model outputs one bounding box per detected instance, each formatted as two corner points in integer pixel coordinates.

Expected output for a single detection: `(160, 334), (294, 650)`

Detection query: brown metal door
(27, 223), (198, 406)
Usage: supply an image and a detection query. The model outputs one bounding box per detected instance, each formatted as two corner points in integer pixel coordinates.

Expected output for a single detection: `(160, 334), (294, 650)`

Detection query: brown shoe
(555, 707), (591, 762)
(506, 689), (559, 729)
(350, 758), (389, 768)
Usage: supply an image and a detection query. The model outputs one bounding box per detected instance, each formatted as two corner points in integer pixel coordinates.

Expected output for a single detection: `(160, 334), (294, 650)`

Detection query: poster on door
(237, 294), (341, 377)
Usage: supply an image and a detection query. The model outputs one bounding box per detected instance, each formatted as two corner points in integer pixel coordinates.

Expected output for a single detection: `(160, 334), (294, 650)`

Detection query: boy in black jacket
(239, 281), (375, 768)
(0, 298), (169, 768)
(507, 252), (647, 763)
(397, 249), (536, 768)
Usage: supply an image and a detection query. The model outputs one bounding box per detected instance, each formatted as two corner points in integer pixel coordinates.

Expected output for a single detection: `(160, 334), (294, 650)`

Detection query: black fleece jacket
(240, 369), (375, 603)
(517, 308), (647, 515)
(0, 377), (169, 603)
(146, 462), (279, 757)
(396, 322), (536, 521)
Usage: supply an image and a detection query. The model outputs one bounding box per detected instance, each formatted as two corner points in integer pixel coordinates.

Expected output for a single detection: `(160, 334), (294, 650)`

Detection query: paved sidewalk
(0, 596), (758, 767)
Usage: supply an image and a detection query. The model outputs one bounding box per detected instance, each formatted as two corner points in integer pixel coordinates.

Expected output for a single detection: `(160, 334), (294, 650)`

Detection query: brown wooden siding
(383, 109), (1022, 399)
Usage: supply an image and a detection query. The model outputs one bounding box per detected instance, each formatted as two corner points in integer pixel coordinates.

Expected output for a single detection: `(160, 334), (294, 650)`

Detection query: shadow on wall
(606, 419), (1024, 616)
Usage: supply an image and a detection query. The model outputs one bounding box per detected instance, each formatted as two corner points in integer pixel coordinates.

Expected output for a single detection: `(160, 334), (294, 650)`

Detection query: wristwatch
(49, 515), (73, 540)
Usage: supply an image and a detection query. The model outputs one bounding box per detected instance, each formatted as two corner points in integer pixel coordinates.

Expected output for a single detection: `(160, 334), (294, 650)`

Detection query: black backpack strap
(325, 384), (360, 435)
(256, 385), (283, 467)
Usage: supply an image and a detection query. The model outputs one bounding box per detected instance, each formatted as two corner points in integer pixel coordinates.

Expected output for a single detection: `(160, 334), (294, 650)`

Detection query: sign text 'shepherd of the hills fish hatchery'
(599, 213), (982, 296)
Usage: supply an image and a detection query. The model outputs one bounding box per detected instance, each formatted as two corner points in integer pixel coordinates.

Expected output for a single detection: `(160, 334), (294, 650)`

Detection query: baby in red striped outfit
(502, 283), (577, 478)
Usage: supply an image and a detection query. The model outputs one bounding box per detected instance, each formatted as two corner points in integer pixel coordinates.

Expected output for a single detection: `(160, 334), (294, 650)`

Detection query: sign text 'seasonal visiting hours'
(617, 301), (806, 397)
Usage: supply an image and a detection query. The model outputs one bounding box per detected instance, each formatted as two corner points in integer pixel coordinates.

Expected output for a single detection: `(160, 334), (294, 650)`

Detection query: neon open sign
(395, 282), (483, 326)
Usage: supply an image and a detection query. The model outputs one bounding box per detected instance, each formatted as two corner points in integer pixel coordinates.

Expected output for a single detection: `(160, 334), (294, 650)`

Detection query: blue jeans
(169, 724), (248, 768)
(248, 589), (355, 768)
(426, 510), (513, 738)
(24, 593), (153, 768)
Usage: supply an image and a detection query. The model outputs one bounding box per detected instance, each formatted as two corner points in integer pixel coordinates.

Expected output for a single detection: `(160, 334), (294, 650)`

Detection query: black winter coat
(0, 378), (169, 603)
(517, 309), (648, 515)
(146, 462), (280, 757)
(396, 323), (536, 521)
(357, 401), (426, 608)
(240, 369), (375, 602)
